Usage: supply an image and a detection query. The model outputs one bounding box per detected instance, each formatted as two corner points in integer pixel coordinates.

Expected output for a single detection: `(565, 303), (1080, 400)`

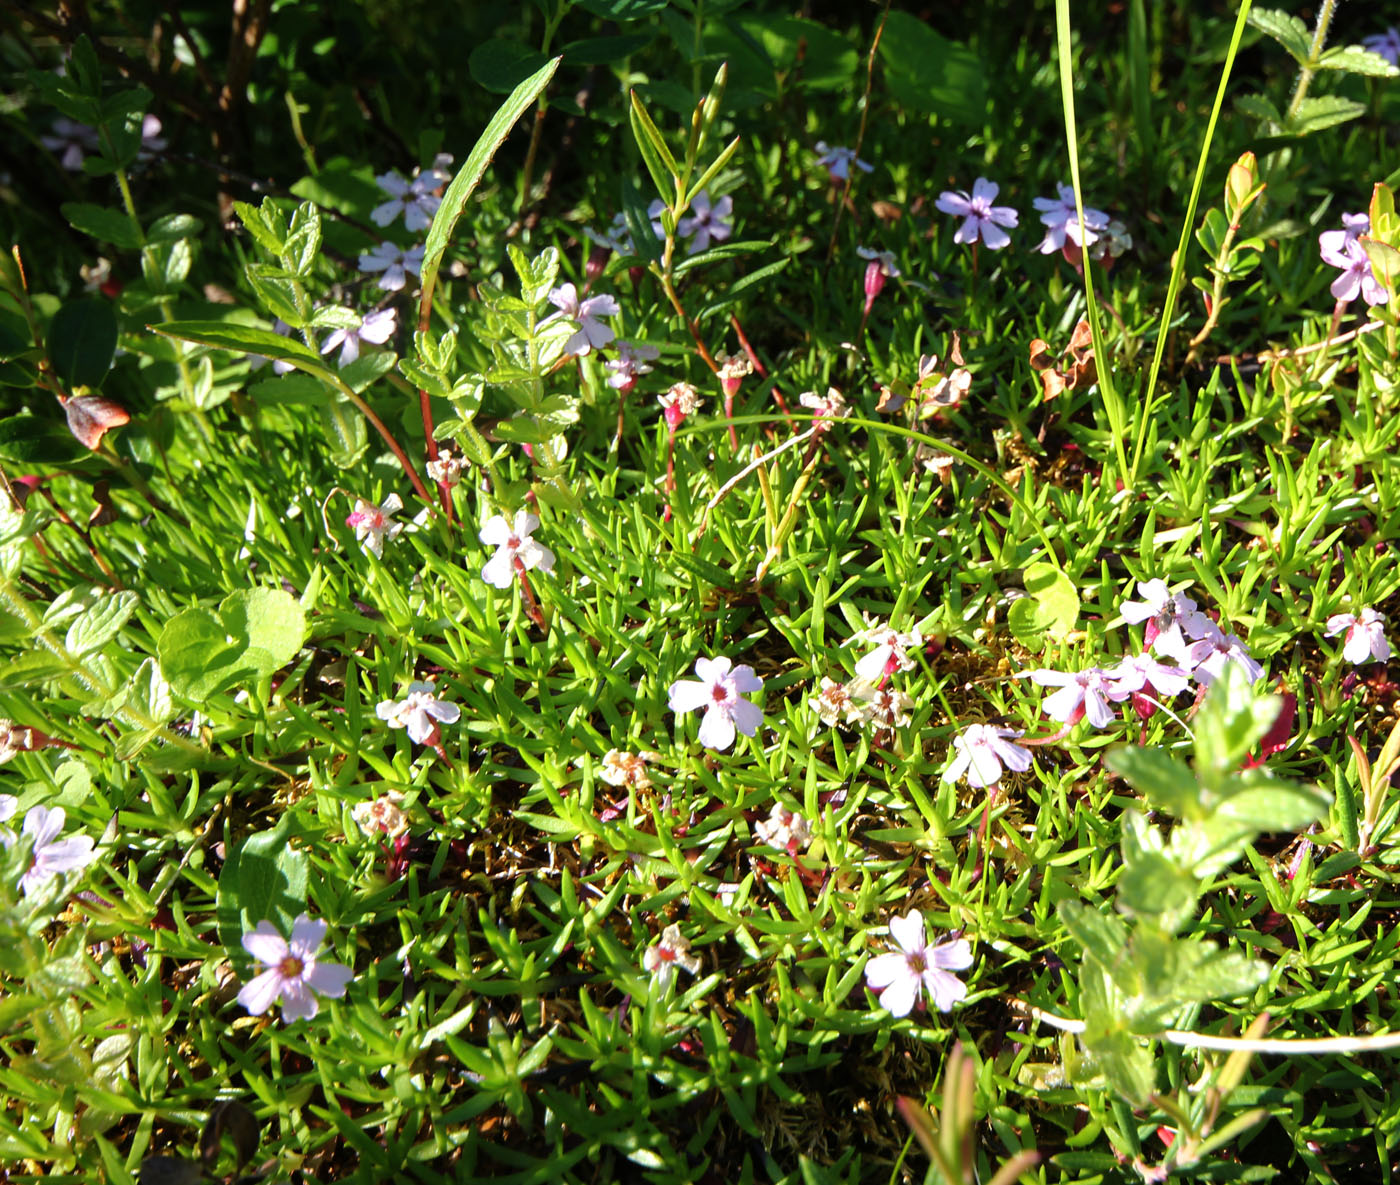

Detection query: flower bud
(1224, 151), (1259, 219)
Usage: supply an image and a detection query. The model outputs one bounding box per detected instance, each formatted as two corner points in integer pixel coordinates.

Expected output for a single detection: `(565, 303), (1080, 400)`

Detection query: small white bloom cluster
(809, 620), (924, 735)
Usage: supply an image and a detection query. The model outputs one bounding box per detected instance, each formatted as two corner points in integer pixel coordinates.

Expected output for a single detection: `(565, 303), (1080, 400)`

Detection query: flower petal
(696, 706), (737, 751)
(878, 973), (919, 1018)
(865, 951), (910, 990)
(888, 910), (926, 955)
(237, 967), (285, 1016)
(668, 678), (710, 713)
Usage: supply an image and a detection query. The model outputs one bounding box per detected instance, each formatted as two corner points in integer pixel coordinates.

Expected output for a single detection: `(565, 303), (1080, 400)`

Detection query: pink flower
(2, 805), (97, 896)
(479, 511), (555, 588)
(865, 910), (972, 1017)
(668, 656), (764, 751)
(934, 178), (1018, 249)
(658, 382), (702, 430)
(1325, 607), (1391, 665)
(643, 923), (701, 993)
(677, 190), (733, 253)
(1029, 666), (1125, 728)
(606, 341), (660, 392)
(545, 283), (619, 357)
(237, 913), (354, 1023)
(942, 724), (1032, 788)
(815, 142), (873, 184)
(321, 307), (397, 368)
(1184, 622), (1264, 686)
(856, 246), (900, 311)
(345, 493), (403, 557)
(1319, 220), (1390, 307)
(376, 679), (460, 745)
(1106, 652), (1192, 700)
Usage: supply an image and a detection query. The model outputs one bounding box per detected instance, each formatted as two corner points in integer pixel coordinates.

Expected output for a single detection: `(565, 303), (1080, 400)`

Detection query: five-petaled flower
(935, 178), (1018, 249)
(1118, 579), (1211, 659)
(677, 189), (734, 254)
(321, 308), (397, 368)
(668, 656), (764, 751)
(815, 142), (874, 184)
(659, 381), (702, 430)
(1320, 215), (1389, 307)
(353, 791), (409, 838)
(865, 910), (972, 1017)
(1029, 666), (1125, 729)
(585, 213), (636, 256)
(1362, 27), (1400, 66)
(479, 511), (555, 588)
(0, 804), (97, 896)
(605, 341), (660, 392)
(237, 913), (354, 1023)
(755, 802), (813, 853)
(943, 724), (1033, 788)
(371, 165), (448, 232)
(376, 679), (460, 745)
(810, 676), (863, 727)
(853, 622), (923, 682)
(1326, 607), (1391, 665)
(545, 283), (620, 357)
(643, 923), (701, 993)
(1184, 622), (1265, 686)
(358, 242), (424, 292)
(346, 493), (403, 557)
(1033, 182), (1109, 255)
(598, 749), (662, 789)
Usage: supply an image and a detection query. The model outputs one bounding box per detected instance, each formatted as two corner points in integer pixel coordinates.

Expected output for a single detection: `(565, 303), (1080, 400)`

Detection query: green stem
(1284, 0), (1338, 122)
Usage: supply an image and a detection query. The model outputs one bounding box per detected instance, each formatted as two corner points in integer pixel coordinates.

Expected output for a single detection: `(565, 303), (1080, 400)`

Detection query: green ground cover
(4, 1), (1400, 1180)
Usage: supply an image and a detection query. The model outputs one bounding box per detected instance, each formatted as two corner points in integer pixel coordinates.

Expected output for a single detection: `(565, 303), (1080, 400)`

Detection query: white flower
(942, 724), (1032, 789)
(856, 685), (915, 730)
(810, 676), (862, 727)
(865, 910), (972, 1017)
(321, 307), (397, 368)
(677, 190), (733, 254)
(598, 749), (661, 789)
(855, 245), (900, 278)
(799, 387), (848, 428)
(371, 169), (444, 233)
(376, 679), (460, 745)
(237, 913), (354, 1023)
(1032, 182), (1109, 254)
(1325, 608), (1391, 665)
(345, 493), (403, 557)
(1184, 622), (1264, 686)
(815, 142), (873, 183)
(1, 805), (97, 895)
(643, 922), (701, 993)
(755, 802), (813, 852)
(668, 656), (764, 751)
(425, 449), (464, 487)
(1089, 219), (1132, 262)
(1028, 666), (1125, 729)
(357, 242), (424, 292)
(544, 282), (619, 357)
(479, 511), (555, 588)
(1106, 652), (1192, 699)
(1118, 579), (1211, 660)
(353, 791), (409, 838)
(852, 622), (923, 681)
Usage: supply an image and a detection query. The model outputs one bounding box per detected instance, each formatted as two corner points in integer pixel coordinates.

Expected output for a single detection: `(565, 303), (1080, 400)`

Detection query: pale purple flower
(1033, 182), (1109, 254)
(376, 679), (460, 745)
(852, 622), (923, 681)
(358, 242), (424, 292)
(677, 190), (733, 254)
(135, 114), (167, 162)
(1028, 666), (1124, 729)
(1326, 607), (1391, 665)
(545, 282), (619, 357)
(479, 511), (555, 588)
(934, 178), (1018, 250)
(41, 118), (100, 170)
(585, 213), (635, 256)
(605, 341), (660, 391)
(942, 724), (1032, 788)
(1362, 28), (1400, 66)
(5, 805), (97, 895)
(668, 656), (764, 751)
(1320, 225), (1389, 307)
(1184, 622), (1265, 686)
(321, 307), (398, 368)
(855, 246), (900, 278)
(754, 802), (813, 853)
(1118, 579), (1212, 660)
(1107, 652), (1192, 700)
(815, 142), (873, 184)
(237, 913), (353, 1023)
(248, 319), (297, 376)
(371, 169), (444, 233)
(643, 923), (701, 993)
(345, 493), (402, 557)
(646, 199), (669, 239)
(865, 910), (972, 1017)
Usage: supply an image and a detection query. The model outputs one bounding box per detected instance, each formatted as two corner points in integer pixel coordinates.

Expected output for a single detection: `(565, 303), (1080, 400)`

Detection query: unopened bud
(1225, 151), (1259, 218)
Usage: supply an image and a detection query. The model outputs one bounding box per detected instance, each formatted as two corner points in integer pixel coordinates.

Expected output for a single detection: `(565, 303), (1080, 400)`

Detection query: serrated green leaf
(1286, 95), (1367, 136)
(64, 591), (138, 657)
(1246, 8), (1312, 63)
(61, 203), (143, 250)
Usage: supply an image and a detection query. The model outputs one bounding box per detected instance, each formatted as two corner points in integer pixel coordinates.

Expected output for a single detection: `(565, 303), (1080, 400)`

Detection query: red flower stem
(728, 314), (767, 377)
(723, 391), (739, 452)
(514, 557), (545, 629)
